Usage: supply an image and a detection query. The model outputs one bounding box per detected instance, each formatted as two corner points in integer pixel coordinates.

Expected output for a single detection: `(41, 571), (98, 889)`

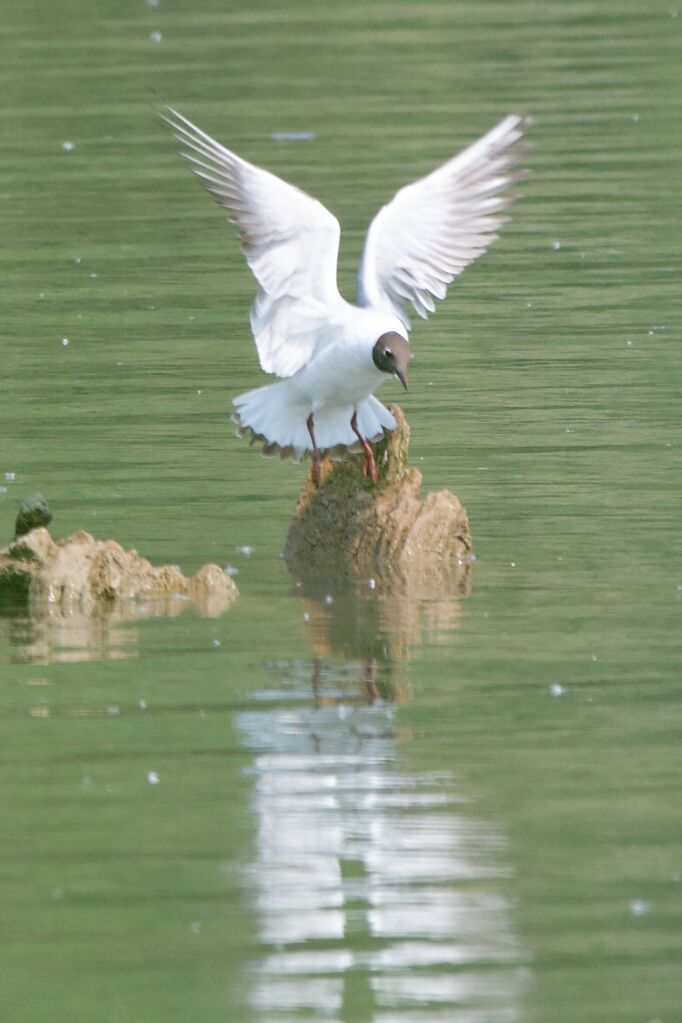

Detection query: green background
(1, 1), (680, 1020)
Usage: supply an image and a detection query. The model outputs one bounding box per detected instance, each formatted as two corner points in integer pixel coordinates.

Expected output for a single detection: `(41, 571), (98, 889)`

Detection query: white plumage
(164, 108), (530, 473)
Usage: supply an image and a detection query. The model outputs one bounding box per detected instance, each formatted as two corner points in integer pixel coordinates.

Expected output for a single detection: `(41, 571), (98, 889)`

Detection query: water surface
(1, 2), (680, 1021)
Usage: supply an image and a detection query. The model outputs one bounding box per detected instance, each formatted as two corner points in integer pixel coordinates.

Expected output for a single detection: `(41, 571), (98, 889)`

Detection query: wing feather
(163, 108), (342, 378)
(357, 114), (531, 328)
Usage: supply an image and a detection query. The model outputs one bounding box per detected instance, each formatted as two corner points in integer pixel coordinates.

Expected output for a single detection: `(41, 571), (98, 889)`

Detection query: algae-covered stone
(15, 494), (53, 537)
(284, 405), (473, 586)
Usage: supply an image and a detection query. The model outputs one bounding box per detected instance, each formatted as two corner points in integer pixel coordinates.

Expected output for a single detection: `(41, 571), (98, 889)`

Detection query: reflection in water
(1, 606), (136, 664)
(293, 564), (470, 669)
(236, 687), (525, 1022)
(0, 592), (209, 664)
(235, 581), (526, 1022)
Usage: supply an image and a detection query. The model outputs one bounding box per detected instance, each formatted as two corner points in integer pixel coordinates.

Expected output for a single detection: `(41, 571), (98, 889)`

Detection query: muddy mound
(0, 526), (238, 618)
(284, 405), (472, 585)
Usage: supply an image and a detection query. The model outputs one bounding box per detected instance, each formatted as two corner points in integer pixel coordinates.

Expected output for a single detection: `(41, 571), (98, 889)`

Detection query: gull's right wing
(164, 108), (342, 378)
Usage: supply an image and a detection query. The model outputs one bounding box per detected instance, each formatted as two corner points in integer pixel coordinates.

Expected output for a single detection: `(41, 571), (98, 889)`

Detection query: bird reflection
(236, 690), (526, 1022)
(235, 570), (526, 1022)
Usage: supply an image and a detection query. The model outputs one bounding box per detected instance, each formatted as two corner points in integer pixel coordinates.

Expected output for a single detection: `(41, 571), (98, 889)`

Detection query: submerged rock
(0, 526), (238, 618)
(284, 405), (473, 585)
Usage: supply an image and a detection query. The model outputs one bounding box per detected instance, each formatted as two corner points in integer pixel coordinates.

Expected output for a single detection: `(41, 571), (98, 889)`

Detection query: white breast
(287, 303), (403, 411)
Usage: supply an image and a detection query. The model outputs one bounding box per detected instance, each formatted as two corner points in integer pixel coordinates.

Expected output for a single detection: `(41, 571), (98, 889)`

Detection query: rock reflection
(0, 525), (238, 663)
(294, 565), (470, 671)
(0, 593), (199, 664)
(236, 600), (526, 1021)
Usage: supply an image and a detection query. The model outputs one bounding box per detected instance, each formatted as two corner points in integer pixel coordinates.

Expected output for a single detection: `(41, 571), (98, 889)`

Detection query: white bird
(164, 109), (530, 485)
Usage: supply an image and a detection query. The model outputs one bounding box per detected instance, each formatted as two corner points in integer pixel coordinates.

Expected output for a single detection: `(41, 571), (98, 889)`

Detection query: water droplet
(139, 699), (147, 710)
(550, 683), (565, 697)
(61, 337), (69, 346)
(61, 141), (75, 152)
(324, 594), (334, 605)
(223, 565), (238, 577)
(149, 29), (162, 42)
(368, 578), (376, 590)
(303, 612), (310, 622)
(551, 240), (561, 251)
(271, 131), (316, 141)
(629, 899), (650, 917)
(212, 639), (221, 648)
(107, 705), (120, 716)
(4, 472), (16, 481)
(236, 545), (254, 557)
(147, 771), (160, 785)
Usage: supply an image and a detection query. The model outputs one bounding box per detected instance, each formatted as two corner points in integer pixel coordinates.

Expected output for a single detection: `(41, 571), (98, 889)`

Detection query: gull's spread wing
(357, 114), (531, 328)
(164, 109), (342, 378)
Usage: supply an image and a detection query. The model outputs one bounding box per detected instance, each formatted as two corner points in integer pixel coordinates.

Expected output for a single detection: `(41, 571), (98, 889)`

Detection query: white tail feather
(233, 383), (395, 461)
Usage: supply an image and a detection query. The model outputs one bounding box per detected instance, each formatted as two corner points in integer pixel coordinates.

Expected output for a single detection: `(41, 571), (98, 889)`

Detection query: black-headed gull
(164, 110), (530, 484)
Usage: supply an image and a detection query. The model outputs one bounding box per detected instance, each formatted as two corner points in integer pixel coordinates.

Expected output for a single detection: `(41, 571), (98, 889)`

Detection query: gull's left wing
(356, 114), (531, 329)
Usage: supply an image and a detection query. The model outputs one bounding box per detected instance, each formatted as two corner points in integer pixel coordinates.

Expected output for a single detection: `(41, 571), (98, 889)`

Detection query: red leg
(306, 413), (322, 487)
(351, 411), (378, 484)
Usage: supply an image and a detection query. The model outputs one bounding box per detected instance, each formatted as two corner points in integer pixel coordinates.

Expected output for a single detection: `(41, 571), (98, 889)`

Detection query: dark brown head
(372, 332), (412, 390)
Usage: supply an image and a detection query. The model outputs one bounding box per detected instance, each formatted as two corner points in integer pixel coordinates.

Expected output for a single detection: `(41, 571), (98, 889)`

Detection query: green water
(1, 1), (680, 1020)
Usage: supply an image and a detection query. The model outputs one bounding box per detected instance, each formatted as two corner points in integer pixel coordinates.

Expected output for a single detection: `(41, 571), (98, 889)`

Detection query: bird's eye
(385, 348), (393, 359)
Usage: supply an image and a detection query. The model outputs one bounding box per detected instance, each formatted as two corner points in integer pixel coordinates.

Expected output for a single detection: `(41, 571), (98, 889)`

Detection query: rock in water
(284, 405), (472, 584)
(0, 527), (238, 617)
(15, 494), (53, 536)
